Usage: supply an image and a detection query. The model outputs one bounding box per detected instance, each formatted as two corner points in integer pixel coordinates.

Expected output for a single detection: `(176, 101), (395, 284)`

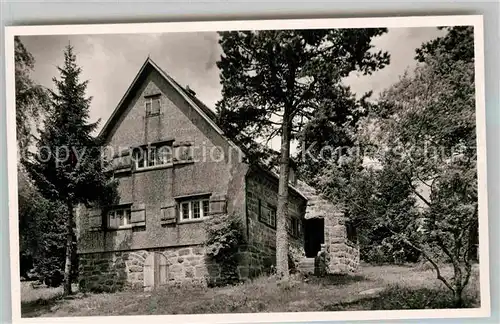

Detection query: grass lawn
(20, 264), (480, 317)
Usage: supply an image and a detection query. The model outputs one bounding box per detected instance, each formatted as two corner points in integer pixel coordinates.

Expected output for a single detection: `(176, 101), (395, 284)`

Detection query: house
(76, 58), (359, 292)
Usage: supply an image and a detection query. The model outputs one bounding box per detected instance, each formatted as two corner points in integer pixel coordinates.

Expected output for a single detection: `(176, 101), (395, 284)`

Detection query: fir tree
(24, 44), (116, 295)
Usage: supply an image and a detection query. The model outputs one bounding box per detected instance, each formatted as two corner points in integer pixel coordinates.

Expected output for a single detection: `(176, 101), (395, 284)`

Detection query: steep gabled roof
(99, 58), (234, 149)
(99, 57), (307, 201)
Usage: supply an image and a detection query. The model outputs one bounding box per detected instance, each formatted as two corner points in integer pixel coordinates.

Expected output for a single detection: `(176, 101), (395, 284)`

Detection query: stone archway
(144, 252), (169, 291)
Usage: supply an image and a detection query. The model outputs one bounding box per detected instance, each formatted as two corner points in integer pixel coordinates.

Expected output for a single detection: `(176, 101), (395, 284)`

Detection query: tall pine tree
(216, 29), (390, 279)
(25, 44), (115, 294)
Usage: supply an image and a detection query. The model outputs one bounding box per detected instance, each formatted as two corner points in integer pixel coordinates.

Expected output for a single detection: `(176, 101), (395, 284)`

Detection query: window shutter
(160, 201), (177, 225)
(173, 143), (193, 162)
(131, 203), (146, 226)
(88, 208), (103, 231)
(113, 151), (131, 172)
(209, 194), (227, 216)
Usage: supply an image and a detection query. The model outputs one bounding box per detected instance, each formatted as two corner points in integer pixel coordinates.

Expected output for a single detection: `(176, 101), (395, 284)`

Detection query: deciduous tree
(318, 26), (477, 306)
(15, 36), (50, 154)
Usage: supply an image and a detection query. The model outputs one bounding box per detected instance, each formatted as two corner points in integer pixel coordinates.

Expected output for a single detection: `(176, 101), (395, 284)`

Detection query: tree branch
(405, 173), (433, 208)
(385, 227), (455, 293)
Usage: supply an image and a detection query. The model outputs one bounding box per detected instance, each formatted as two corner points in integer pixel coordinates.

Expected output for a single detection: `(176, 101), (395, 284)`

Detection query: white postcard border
(4, 14), (489, 324)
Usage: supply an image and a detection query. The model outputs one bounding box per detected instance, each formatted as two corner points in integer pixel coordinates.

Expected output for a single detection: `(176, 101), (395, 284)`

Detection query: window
(179, 198), (210, 221)
(346, 220), (358, 244)
(259, 200), (276, 229)
(145, 96), (161, 116)
(289, 167), (297, 186)
(133, 144), (173, 170)
(202, 200), (210, 217)
(108, 207), (132, 229)
(289, 217), (300, 237)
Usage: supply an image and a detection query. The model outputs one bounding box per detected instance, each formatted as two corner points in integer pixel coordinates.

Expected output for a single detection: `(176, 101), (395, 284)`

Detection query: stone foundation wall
(78, 245), (218, 292)
(78, 241), (304, 292)
(234, 243), (275, 279)
(234, 241), (305, 279)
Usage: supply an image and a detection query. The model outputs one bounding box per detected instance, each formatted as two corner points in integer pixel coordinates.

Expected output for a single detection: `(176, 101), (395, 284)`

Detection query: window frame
(133, 142), (174, 171)
(145, 96), (161, 117)
(289, 217), (301, 237)
(178, 198), (210, 223)
(107, 206), (132, 230)
(258, 200), (277, 229)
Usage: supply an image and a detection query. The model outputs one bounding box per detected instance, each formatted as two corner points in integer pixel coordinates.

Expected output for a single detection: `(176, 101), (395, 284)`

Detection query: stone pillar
(323, 211), (360, 274)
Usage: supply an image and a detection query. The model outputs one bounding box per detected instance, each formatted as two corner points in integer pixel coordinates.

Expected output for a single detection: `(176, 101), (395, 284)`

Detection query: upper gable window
(145, 95), (161, 117)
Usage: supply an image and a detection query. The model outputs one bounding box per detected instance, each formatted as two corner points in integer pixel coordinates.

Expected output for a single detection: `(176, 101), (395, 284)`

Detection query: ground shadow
(306, 273), (367, 286)
(21, 294), (63, 318)
(322, 286), (479, 311)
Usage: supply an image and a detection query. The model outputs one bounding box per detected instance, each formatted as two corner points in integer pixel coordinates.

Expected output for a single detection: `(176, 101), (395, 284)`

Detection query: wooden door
(144, 252), (169, 291)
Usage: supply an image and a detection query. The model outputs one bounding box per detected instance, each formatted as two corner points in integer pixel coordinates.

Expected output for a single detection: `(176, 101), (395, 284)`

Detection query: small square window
(258, 200), (276, 229)
(178, 198), (210, 222)
(134, 149), (146, 169)
(193, 201), (201, 219)
(181, 202), (190, 220)
(152, 98), (161, 114)
(145, 97), (161, 116)
(289, 217), (300, 237)
(148, 147), (156, 167)
(107, 207), (132, 230)
(202, 200), (210, 217)
(157, 145), (172, 165)
(125, 209), (131, 225)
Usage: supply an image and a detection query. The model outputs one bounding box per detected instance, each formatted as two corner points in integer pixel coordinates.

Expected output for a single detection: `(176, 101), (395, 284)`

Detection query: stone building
(76, 58), (359, 292)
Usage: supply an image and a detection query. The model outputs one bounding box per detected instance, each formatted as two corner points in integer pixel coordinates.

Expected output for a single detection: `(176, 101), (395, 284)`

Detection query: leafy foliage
(18, 172), (74, 286)
(316, 26), (477, 307)
(296, 87), (372, 180)
(15, 36), (50, 155)
(316, 153), (422, 264)
(204, 213), (245, 286)
(15, 37), (68, 285)
(216, 29), (390, 278)
(415, 26), (474, 64)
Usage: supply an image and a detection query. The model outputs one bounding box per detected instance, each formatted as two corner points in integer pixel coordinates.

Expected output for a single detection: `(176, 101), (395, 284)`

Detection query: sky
(20, 27), (445, 151)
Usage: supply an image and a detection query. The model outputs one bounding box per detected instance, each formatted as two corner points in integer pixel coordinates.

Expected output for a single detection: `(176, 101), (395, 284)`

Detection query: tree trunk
(276, 107), (291, 280)
(453, 289), (464, 308)
(63, 201), (75, 295)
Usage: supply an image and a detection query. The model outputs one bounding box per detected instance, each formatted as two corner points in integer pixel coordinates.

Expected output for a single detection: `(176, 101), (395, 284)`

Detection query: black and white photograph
(5, 16), (489, 323)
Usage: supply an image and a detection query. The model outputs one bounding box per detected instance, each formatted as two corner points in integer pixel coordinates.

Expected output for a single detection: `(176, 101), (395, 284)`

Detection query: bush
(204, 213), (245, 286)
(362, 238), (420, 265)
(44, 270), (64, 288)
(18, 183), (75, 287)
